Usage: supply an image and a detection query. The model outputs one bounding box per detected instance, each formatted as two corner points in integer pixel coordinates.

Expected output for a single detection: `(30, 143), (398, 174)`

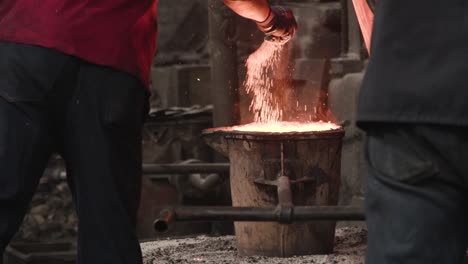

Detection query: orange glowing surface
(228, 121), (340, 133)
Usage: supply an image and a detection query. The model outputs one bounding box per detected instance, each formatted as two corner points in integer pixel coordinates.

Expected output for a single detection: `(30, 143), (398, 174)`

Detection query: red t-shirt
(0, 0), (158, 88)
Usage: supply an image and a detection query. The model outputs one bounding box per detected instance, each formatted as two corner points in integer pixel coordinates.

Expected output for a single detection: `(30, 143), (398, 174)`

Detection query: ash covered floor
(141, 227), (367, 264)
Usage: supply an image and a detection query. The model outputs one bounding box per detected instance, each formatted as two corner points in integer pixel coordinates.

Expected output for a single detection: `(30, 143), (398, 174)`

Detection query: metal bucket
(202, 127), (344, 257)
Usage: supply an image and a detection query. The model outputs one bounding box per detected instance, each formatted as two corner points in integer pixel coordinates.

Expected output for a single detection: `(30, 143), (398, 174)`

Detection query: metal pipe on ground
(154, 206), (366, 233)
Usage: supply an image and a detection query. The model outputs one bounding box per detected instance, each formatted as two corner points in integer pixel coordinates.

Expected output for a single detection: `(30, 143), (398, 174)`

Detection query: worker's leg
(0, 43), (63, 257)
(0, 100), (54, 257)
(63, 62), (148, 264)
(365, 125), (468, 264)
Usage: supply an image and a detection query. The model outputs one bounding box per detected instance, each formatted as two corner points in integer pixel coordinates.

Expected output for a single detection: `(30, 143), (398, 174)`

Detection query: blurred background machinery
(4, 0), (370, 262)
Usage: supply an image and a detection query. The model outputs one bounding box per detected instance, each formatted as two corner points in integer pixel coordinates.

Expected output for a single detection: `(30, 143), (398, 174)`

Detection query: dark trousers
(0, 42), (148, 264)
(365, 124), (468, 264)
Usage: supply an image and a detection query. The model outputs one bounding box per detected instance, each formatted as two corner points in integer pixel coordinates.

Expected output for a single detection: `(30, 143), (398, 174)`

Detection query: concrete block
(329, 72), (368, 205)
(340, 137), (366, 204)
(289, 2), (342, 60)
(329, 72), (364, 135)
(157, 0), (200, 47)
(151, 65), (212, 108)
(151, 66), (177, 108)
(294, 58), (329, 81)
(173, 65), (211, 107)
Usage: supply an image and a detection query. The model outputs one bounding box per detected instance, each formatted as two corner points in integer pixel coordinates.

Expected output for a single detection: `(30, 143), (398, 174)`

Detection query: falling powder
(244, 41), (284, 123)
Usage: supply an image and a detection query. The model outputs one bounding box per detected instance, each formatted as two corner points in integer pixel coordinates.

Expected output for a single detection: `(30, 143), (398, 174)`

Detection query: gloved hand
(256, 6), (297, 44)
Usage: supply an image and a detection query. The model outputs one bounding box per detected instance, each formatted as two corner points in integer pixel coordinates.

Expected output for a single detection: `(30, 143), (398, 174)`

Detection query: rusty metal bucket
(202, 127), (344, 257)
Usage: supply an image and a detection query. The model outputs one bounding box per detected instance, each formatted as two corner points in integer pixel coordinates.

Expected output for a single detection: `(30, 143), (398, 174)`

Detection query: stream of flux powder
(244, 41), (284, 123)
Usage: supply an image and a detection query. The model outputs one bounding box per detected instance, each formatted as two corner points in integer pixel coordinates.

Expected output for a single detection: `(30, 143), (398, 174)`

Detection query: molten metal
(227, 121), (340, 133)
(244, 41), (284, 123)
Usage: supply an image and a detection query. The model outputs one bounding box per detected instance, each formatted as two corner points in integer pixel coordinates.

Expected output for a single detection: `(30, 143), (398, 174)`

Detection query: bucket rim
(202, 126), (344, 141)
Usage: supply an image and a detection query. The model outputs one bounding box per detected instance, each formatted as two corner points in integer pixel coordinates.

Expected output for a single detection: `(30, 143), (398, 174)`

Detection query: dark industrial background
(4, 0), (370, 262)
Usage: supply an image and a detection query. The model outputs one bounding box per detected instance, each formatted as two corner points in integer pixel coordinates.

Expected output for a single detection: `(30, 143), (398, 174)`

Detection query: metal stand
(143, 163), (230, 175)
(154, 174), (365, 233)
(154, 206), (365, 233)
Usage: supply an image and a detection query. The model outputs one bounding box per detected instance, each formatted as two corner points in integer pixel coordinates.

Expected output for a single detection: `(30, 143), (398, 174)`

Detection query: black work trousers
(365, 124), (468, 264)
(0, 42), (147, 264)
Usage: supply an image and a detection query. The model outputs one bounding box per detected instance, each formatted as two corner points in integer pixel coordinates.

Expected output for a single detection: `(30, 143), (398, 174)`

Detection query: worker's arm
(222, 0), (270, 22)
(223, 0), (297, 44)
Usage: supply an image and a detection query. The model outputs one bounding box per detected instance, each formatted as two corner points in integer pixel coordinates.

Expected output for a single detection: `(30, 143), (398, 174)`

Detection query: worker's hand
(256, 6), (297, 45)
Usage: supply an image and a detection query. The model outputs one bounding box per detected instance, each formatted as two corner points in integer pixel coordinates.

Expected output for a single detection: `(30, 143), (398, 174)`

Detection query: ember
(229, 121), (340, 133)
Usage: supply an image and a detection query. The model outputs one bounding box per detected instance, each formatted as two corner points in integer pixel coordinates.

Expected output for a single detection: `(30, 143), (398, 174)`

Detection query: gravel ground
(13, 172), (78, 243)
(142, 227), (367, 264)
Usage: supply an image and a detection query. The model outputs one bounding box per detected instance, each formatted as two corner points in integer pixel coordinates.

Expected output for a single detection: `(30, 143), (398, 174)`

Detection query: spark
(244, 41), (284, 123)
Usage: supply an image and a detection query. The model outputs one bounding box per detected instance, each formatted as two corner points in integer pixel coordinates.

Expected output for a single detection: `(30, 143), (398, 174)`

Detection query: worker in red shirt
(0, 1), (296, 263)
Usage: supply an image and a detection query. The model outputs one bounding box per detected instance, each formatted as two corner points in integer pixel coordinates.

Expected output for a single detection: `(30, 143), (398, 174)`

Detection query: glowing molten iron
(228, 121), (340, 133)
(236, 41), (340, 134)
